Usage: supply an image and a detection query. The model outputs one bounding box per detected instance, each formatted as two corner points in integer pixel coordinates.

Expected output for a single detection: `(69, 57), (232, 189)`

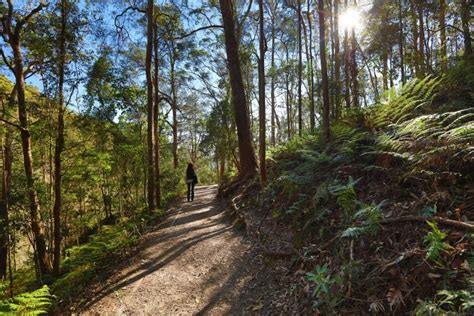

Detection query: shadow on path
(80, 185), (233, 311)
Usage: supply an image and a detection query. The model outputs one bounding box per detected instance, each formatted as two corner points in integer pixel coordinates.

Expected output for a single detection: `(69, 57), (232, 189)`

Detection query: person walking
(186, 163), (198, 202)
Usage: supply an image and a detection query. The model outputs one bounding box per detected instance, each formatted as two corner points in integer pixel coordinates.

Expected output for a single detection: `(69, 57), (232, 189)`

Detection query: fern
(372, 76), (442, 129)
(423, 221), (453, 265)
(342, 202), (384, 239)
(328, 177), (361, 213)
(0, 285), (51, 315)
(420, 205), (438, 218)
(341, 226), (370, 239)
(415, 289), (474, 314)
(371, 85), (474, 184)
(298, 149), (332, 166)
(354, 202), (383, 224)
(312, 181), (331, 207)
(286, 197), (310, 215)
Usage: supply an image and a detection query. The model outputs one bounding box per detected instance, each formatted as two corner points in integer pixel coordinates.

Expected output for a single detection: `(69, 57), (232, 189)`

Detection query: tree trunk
(219, 0), (258, 179)
(146, 0), (156, 211)
(170, 47), (179, 170)
(297, 0), (303, 136)
(398, 0), (406, 83)
(410, 0), (419, 77)
(52, 0), (67, 276)
(329, 2), (335, 119)
(350, 0), (359, 108)
(13, 41), (51, 276)
(418, 1), (425, 76)
(382, 6), (389, 91)
(438, 0), (447, 71)
(153, 22), (161, 209)
(0, 90), (14, 280)
(333, 0), (341, 118)
(389, 48), (395, 87)
(258, 0), (267, 185)
(318, 0), (331, 140)
(270, 1), (277, 146)
(344, 0), (350, 108)
(0, 142), (9, 281)
(306, 4), (316, 131)
(461, 0), (472, 57)
(284, 43), (292, 140)
(219, 154), (226, 183)
(3, 1), (50, 277)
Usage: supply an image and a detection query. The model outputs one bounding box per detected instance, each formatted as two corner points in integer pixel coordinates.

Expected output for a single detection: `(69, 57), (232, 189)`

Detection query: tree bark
(146, 0), (156, 210)
(284, 42), (292, 140)
(382, 4), (389, 91)
(270, 1), (277, 145)
(52, 0), (67, 276)
(398, 0), (406, 83)
(219, 154), (226, 184)
(170, 50), (178, 170)
(219, 0), (258, 179)
(409, 0), (418, 76)
(333, 0), (341, 118)
(153, 22), (161, 208)
(258, 0), (267, 185)
(329, 2), (335, 118)
(379, 216), (474, 232)
(306, 4), (315, 131)
(15, 39), (51, 276)
(461, 0), (472, 57)
(301, 4), (313, 126)
(2, 2), (51, 276)
(297, 0), (303, 136)
(343, 0), (351, 108)
(0, 90), (14, 280)
(417, 1), (425, 76)
(350, 0), (359, 108)
(318, 0), (330, 140)
(439, 0), (447, 71)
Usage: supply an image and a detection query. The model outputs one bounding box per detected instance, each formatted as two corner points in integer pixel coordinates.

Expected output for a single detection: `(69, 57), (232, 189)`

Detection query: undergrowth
(0, 187), (182, 313)
(0, 285), (51, 315)
(247, 60), (474, 314)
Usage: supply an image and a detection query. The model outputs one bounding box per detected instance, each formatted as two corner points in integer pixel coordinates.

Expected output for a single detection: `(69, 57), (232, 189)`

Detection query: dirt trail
(80, 185), (264, 315)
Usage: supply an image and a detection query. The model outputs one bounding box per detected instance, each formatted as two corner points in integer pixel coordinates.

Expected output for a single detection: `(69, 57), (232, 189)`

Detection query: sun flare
(339, 7), (363, 32)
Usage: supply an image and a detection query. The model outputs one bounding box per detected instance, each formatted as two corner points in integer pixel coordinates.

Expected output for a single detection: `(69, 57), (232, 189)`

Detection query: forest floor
(77, 185), (280, 315)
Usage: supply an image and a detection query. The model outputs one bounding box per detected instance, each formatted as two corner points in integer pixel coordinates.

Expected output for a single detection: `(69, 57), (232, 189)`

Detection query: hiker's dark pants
(187, 183), (195, 201)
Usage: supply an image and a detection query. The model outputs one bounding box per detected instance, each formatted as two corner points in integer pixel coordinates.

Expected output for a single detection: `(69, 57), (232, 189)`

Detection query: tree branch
(16, 2), (48, 33)
(0, 47), (14, 73)
(6, 0), (14, 34)
(446, 24), (473, 40)
(0, 117), (28, 133)
(174, 25), (223, 40)
(237, 0), (254, 36)
(380, 216), (474, 231)
(158, 92), (173, 106)
(114, 5), (145, 40)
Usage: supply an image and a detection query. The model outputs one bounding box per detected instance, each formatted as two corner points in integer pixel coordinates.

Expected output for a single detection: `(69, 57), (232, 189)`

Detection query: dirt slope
(79, 185), (271, 315)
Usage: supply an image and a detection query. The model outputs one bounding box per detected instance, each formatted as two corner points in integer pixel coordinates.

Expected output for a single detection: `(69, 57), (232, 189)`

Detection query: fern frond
(341, 226), (370, 239)
(0, 285), (51, 315)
